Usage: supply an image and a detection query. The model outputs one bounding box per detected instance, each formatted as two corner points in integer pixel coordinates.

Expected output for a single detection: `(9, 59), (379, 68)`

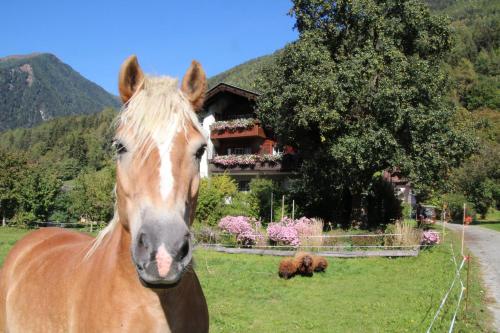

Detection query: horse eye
(195, 145), (206, 160)
(113, 140), (128, 155)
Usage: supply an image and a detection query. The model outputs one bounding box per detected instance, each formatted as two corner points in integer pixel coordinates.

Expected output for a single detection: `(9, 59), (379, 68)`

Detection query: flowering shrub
(212, 154), (258, 167)
(210, 118), (257, 132)
(293, 217), (316, 236)
(267, 220), (300, 247)
(237, 230), (262, 247)
(258, 153), (282, 163)
(421, 230), (440, 246)
(267, 216), (322, 247)
(218, 216), (262, 247)
(211, 153), (283, 167)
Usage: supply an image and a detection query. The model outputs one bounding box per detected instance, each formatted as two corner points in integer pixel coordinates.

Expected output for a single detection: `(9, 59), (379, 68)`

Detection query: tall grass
(298, 218), (324, 248)
(385, 220), (421, 248)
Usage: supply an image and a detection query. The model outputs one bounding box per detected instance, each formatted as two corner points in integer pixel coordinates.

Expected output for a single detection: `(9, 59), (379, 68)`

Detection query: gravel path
(442, 222), (500, 331)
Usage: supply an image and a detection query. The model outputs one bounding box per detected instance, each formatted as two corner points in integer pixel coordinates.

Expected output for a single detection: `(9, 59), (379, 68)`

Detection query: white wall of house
(199, 112), (215, 178)
(395, 184), (416, 206)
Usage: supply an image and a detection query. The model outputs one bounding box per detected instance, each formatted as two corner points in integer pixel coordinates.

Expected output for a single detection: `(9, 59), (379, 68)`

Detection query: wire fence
(196, 243), (437, 250)
(425, 244), (468, 333)
(192, 230), (443, 252)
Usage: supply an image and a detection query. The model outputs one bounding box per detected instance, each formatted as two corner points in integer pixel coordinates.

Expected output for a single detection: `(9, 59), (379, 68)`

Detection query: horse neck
(95, 220), (135, 276)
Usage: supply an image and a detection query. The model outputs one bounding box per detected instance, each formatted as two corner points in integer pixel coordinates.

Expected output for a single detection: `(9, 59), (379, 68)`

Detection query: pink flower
(211, 154), (283, 168)
(267, 216), (319, 246)
(218, 216), (262, 246)
(421, 230), (440, 245)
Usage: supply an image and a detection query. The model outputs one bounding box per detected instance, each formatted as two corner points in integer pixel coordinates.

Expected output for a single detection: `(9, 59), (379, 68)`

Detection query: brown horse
(0, 55), (209, 332)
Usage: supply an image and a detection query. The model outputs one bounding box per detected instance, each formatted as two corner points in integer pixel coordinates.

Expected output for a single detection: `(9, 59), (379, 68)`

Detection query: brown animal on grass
(312, 255), (329, 272)
(278, 258), (298, 279)
(294, 252), (314, 277)
(0, 56), (209, 332)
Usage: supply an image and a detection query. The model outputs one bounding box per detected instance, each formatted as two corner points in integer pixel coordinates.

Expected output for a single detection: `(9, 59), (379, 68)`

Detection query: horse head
(114, 55), (206, 285)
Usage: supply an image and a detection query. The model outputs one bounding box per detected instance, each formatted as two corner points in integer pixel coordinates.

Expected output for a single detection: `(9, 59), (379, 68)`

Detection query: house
(198, 83), (295, 190)
(382, 170), (416, 206)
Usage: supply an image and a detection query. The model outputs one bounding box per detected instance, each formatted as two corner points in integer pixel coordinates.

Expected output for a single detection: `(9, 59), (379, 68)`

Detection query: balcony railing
(209, 153), (297, 173)
(210, 118), (265, 140)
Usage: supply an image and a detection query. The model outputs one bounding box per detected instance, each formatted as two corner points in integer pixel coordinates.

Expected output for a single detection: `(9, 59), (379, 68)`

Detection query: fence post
(465, 254), (472, 320)
(442, 205), (446, 242)
(281, 195), (285, 221)
(270, 192), (273, 223)
(461, 203), (466, 256)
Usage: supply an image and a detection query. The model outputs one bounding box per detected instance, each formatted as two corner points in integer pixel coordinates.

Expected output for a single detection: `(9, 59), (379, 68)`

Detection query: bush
(421, 230), (440, 246)
(221, 191), (258, 218)
(218, 216), (262, 247)
(441, 193), (476, 222)
(12, 211), (36, 227)
(196, 175), (238, 226)
(267, 216), (323, 247)
(402, 203), (412, 220)
(248, 178), (279, 224)
(267, 220), (300, 247)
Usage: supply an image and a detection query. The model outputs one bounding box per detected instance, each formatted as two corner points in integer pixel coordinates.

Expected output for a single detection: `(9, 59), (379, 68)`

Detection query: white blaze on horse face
(158, 139), (174, 202)
(156, 126), (182, 203)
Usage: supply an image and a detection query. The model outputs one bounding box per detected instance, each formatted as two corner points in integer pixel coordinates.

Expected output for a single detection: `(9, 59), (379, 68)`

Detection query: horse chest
(75, 283), (171, 333)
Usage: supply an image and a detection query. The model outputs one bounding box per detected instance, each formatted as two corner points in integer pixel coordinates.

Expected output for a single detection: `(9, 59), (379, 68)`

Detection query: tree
(0, 149), (25, 225)
(15, 166), (62, 224)
(452, 143), (500, 217)
(257, 0), (475, 224)
(68, 166), (115, 223)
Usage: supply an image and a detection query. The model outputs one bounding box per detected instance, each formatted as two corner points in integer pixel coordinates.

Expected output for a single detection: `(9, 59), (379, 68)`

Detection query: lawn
(0, 227), (30, 265)
(0, 227), (493, 332)
(475, 209), (500, 232)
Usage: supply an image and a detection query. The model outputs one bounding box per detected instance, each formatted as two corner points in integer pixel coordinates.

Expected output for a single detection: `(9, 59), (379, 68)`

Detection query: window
(227, 147), (251, 155)
(238, 181), (250, 192)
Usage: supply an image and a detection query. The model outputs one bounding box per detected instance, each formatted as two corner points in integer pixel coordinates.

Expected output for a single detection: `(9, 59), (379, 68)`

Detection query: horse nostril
(138, 232), (149, 250)
(179, 239), (190, 260)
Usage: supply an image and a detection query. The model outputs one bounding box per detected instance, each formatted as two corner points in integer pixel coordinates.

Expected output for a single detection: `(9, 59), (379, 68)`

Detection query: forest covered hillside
(207, 0), (499, 114)
(0, 53), (121, 131)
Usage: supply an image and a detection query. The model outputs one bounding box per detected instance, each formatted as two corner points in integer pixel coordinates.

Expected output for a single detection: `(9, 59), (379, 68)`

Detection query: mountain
(206, 0), (499, 113)
(207, 53), (278, 92)
(0, 53), (121, 131)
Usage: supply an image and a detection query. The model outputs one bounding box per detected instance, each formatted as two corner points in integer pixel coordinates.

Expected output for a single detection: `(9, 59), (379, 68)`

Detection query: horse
(0, 55), (209, 332)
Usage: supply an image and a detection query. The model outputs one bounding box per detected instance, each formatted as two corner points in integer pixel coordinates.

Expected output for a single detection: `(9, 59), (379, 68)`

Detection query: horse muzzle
(132, 221), (192, 285)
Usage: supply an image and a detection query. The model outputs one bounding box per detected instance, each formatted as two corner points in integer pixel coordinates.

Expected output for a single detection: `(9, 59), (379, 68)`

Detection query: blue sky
(2, 1), (298, 95)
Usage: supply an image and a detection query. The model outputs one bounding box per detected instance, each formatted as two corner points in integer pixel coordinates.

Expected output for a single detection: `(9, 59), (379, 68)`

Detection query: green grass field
(0, 227), (493, 332)
(0, 227), (30, 265)
(475, 209), (500, 232)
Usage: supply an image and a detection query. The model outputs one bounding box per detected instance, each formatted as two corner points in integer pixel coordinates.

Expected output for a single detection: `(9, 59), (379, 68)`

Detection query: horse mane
(116, 75), (203, 162)
(85, 75), (205, 259)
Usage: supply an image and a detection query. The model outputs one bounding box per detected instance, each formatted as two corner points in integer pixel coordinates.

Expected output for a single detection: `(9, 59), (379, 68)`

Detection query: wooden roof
(204, 83), (259, 107)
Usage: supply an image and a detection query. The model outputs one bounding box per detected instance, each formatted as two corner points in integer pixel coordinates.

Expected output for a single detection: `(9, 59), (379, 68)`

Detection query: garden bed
(199, 244), (420, 257)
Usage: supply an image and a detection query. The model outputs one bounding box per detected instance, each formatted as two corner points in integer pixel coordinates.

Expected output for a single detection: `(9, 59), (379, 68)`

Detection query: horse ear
(119, 55), (145, 103)
(181, 60), (206, 112)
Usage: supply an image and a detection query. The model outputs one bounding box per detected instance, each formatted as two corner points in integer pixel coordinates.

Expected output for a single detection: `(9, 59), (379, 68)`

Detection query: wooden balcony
(210, 123), (266, 140)
(208, 154), (297, 175)
(209, 161), (283, 174)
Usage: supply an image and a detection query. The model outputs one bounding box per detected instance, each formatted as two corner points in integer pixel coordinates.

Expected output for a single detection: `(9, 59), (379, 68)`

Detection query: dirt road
(443, 222), (500, 331)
